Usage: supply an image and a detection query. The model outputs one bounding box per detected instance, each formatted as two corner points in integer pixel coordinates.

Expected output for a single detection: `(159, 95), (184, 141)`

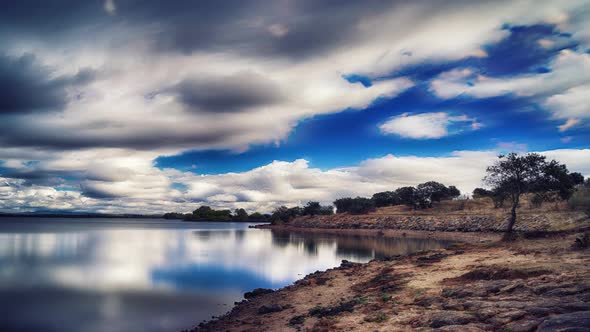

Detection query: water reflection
(0, 218), (452, 332)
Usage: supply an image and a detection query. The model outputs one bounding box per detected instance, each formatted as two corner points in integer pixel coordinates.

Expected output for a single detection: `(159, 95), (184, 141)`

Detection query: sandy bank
(186, 229), (590, 332)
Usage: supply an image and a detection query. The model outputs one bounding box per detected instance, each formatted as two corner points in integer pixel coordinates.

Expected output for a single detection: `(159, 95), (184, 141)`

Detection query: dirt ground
(186, 231), (590, 332)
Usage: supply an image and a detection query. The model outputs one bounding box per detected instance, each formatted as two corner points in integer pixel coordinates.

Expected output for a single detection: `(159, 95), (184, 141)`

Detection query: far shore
(255, 223), (502, 243)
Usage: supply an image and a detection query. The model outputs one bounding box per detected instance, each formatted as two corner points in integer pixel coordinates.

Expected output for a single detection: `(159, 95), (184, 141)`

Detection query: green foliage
(270, 205), (303, 224)
(570, 172), (585, 186)
(162, 212), (189, 219)
(189, 205), (232, 221)
(302, 201), (334, 216)
(484, 152), (576, 234)
(371, 191), (400, 207)
(395, 186), (416, 208)
(333, 197), (374, 214)
(233, 208), (249, 221)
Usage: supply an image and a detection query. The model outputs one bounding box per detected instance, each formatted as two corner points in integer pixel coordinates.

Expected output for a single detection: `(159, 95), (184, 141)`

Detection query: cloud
(1, 147), (588, 214)
(545, 84), (590, 120)
(165, 71), (283, 113)
(558, 118), (582, 132)
(379, 112), (481, 139)
(0, 0), (589, 214)
(431, 50), (590, 127)
(0, 53), (68, 114)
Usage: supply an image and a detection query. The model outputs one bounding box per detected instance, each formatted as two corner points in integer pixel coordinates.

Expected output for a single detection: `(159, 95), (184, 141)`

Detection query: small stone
(257, 304), (284, 314)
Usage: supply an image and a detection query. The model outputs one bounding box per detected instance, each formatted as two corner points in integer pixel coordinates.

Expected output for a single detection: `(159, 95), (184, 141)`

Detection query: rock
(429, 311), (477, 328)
(504, 319), (540, 332)
(288, 315), (306, 325)
(340, 260), (359, 268)
(257, 304), (284, 314)
(572, 232), (590, 250)
(434, 324), (486, 332)
(537, 311), (590, 331)
(244, 288), (274, 299)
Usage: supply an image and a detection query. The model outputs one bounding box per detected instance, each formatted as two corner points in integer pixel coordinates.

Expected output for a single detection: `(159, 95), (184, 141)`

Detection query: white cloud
(431, 51), (590, 127)
(558, 118), (582, 132)
(1, 148), (588, 214)
(379, 112), (481, 139)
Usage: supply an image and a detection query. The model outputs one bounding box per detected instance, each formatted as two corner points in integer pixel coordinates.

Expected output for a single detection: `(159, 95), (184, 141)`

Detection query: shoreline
(255, 224), (502, 243)
(187, 226), (590, 332)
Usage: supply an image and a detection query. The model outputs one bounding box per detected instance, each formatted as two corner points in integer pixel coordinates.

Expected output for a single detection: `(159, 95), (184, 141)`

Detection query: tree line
(163, 206), (271, 222)
(165, 152), (587, 239)
(268, 181), (461, 224)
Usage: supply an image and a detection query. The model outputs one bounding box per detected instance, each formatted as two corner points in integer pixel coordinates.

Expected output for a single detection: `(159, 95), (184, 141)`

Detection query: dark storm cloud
(0, 53), (67, 114)
(0, 122), (242, 150)
(0, 53), (97, 114)
(167, 72), (283, 112)
(80, 185), (122, 199)
(0, 166), (78, 187)
(0, 0), (397, 59)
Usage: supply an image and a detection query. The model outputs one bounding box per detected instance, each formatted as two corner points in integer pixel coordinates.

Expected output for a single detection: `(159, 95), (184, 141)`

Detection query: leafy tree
(395, 186), (416, 208)
(248, 212), (266, 221)
(233, 208), (249, 221)
(303, 201), (322, 216)
(416, 181), (449, 203)
(472, 188), (493, 198)
(270, 206), (302, 224)
(334, 197), (354, 213)
(484, 153), (575, 238)
(348, 197), (375, 214)
(189, 205), (232, 221)
(333, 197), (374, 214)
(570, 172), (585, 186)
(371, 191), (400, 207)
(447, 186), (461, 199)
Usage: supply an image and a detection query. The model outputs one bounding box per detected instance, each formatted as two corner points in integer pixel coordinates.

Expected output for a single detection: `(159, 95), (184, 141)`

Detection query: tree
(233, 208), (249, 221)
(447, 186), (461, 199)
(484, 153), (575, 238)
(371, 191), (400, 207)
(248, 212), (266, 221)
(270, 206), (302, 224)
(417, 181), (449, 203)
(570, 172), (585, 186)
(333, 197), (374, 214)
(473, 187), (507, 208)
(303, 201), (322, 216)
(395, 186), (416, 208)
(334, 197), (354, 213)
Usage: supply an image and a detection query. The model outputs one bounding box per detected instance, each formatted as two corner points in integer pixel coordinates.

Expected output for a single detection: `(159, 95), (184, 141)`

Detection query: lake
(0, 218), (452, 332)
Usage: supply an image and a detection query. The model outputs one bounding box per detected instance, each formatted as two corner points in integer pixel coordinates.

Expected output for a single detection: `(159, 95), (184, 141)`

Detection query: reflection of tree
(234, 230), (246, 242)
(270, 229), (452, 261)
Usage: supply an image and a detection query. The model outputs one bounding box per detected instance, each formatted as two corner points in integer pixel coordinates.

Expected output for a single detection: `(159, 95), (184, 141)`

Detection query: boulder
(537, 311), (590, 331)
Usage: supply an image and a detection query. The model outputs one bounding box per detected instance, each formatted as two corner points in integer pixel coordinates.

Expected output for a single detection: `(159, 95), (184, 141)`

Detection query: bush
(302, 201), (333, 216)
(371, 191), (400, 207)
(333, 197), (375, 214)
(569, 187), (590, 213)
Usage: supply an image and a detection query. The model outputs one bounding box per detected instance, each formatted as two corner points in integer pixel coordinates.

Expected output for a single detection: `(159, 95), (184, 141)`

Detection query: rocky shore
(280, 210), (588, 233)
(187, 230), (590, 332)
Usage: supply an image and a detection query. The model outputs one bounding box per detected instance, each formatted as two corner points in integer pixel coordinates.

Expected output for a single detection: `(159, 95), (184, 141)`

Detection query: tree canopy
(484, 152), (576, 237)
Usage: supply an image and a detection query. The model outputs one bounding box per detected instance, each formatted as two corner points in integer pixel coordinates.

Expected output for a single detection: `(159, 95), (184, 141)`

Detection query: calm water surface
(0, 218), (452, 332)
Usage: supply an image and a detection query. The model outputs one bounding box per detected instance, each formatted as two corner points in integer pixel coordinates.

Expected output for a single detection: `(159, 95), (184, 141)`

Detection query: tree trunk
(503, 195), (519, 241)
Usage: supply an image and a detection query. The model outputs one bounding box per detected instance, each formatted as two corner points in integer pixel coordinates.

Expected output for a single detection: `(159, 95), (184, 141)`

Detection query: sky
(0, 0), (589, 214)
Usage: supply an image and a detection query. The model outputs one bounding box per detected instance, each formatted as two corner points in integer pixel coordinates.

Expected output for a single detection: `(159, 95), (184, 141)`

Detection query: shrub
(569, 187), (590, 213)
(333, 197), (374, 214)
